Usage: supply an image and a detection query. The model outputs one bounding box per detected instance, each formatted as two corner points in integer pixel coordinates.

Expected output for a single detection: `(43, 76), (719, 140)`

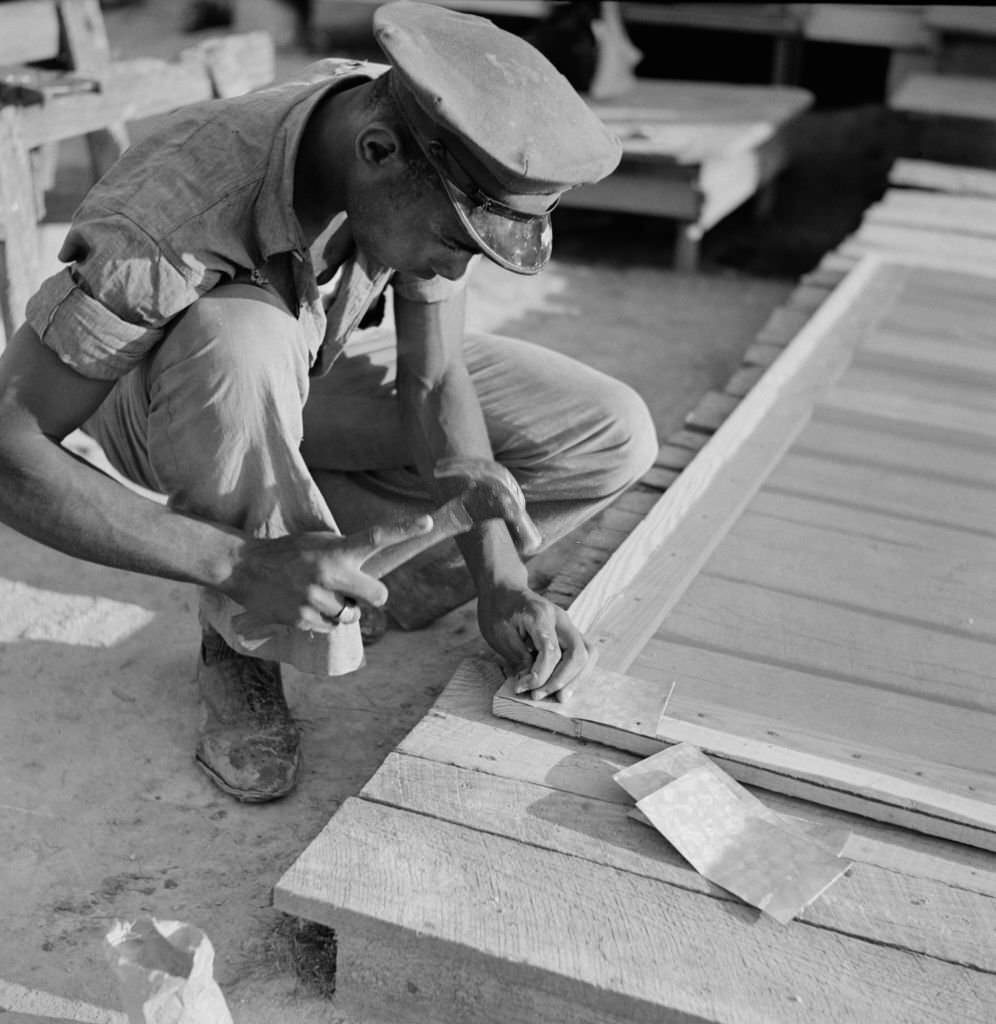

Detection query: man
(0, 2), (657, 801)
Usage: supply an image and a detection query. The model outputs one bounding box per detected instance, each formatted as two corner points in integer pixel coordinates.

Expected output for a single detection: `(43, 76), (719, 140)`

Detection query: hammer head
(435, 457), (543, 556)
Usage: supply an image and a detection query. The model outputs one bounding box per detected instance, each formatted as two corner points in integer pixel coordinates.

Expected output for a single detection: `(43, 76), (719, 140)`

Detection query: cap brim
(437, 174), (552, 276)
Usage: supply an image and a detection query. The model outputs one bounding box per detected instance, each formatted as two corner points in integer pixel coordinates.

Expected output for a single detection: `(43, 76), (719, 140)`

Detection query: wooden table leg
(674, 223), (703, 273)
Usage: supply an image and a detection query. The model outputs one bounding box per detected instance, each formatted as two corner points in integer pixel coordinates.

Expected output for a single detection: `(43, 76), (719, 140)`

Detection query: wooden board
(891, 72), (996, 120)
(890, 157), (996, 197)
(494, 256), (996, 851)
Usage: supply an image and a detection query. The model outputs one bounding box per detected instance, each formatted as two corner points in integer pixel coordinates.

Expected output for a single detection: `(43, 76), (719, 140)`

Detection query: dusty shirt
(25, 58), (471, 381)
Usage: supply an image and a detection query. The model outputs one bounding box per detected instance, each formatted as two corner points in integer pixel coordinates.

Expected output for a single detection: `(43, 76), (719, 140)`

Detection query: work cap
(373, 0), (622, 274)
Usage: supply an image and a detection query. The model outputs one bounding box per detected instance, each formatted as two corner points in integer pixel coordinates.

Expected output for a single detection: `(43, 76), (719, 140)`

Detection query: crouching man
(0, 2), (656, 801)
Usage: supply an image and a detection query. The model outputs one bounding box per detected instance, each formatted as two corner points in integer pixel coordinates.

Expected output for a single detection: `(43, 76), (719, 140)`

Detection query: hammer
(361, 456), (543, 579)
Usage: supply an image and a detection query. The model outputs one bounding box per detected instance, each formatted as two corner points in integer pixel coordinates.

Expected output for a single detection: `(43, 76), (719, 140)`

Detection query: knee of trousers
(579, 378), (658, 497)
(145, 286), (314, 509)
(522, 377), (657, 501)
(154, 286), (312, 413)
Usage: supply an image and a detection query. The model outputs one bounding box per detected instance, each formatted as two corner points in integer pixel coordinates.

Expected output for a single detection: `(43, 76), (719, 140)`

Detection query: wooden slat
(741, 340), (784, 366)
(0, 110), (40, 340)
(925, 5), (996, 36)
(724, 364), (766, 398)
(363, 751), (996, 973)
(820, 384), (996, 448)
(767, 450), (996, 535)
(855, 326), (996, 383)
(0, 0), (62, 65)
(889, 158), (996, 197)
(662, 573), (996, 714)
(703, 506), (996, 637)
(274, 798), (996, 1024)
(794, 415), (996, 488)
(866, 191), (996, 239)
(847, 222), (996, 264)
(683, 390), (739, 433)
(631, 638), (996, 775)
(836, 360), (996, 413)
(755, 305), (811, 345)
(891, 73), (996, 120)
(565, 256), (897, 646)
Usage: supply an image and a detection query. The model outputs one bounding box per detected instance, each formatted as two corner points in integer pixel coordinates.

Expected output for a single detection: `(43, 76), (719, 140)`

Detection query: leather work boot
(194, 628), (300, 802)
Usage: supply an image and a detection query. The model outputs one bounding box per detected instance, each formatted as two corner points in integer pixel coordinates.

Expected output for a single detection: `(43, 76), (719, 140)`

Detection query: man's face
(350, 166), (479, 280)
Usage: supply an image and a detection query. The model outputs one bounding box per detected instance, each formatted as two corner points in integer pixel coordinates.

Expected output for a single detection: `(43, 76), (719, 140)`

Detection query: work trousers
(85, 282), (658, 672)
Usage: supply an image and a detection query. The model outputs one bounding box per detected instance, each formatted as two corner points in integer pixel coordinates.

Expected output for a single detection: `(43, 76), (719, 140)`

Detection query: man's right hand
(221, 517), (433, 630)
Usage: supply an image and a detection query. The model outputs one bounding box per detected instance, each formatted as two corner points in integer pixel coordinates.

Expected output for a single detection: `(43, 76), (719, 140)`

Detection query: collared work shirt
(25, 58), (471, 382)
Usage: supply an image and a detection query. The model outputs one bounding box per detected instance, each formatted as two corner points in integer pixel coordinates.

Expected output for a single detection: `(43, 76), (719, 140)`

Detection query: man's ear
(355, 123), (405, 172)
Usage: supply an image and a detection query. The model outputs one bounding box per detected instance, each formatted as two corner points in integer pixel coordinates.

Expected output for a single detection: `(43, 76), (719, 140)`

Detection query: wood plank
(845, 224), (996, 265)
(891, 72), (996, 120)
(895, 262), (996, 319)
(741, 340), (784, 366)
(802, 4), (930, 48)
(794, 415), (996, 487)
(0, 0), (62, 65)
(661, 573), (996, 714)
(855, 326), (996, 383)
(274, 799), (996, 1024)
(630, 637), (996, 775)
(748, 487), (996, 557)
(767, 449), (996, 535)
(755, 305), (812, 346)
(866, 192), (996, 239)
(704, 506), (996, 637)
(925, 5), (996, 37)
(363, 752), (996, 974)
(683, 390), (739, 433)
(890, 157), (996, 197)
(567, 256), (899, 648)
(836, 360), (996, 412)
(723, 364), (765, 397)
(662, 427), (710, 452)
(652, 442), (699, 470)
(0, 109), (40, 341)
(820, 382), (996, 447)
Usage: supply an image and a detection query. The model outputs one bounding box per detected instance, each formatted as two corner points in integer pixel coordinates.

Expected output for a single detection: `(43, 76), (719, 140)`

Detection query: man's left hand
(477, 584), (590, 702)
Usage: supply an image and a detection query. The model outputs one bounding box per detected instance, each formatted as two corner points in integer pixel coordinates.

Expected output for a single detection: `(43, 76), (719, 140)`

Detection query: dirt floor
(0, 3), (889, 1019)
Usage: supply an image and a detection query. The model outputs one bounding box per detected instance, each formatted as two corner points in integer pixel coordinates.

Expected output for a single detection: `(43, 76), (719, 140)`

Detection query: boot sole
(195, 753), (298, 803)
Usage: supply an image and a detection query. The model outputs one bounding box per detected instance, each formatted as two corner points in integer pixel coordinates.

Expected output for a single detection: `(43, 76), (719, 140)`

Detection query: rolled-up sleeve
(391, 254), (480, 304)
(25, 211), (211, 381)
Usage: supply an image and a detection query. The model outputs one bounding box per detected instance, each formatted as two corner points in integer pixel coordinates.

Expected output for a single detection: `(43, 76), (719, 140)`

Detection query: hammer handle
(362, 496), (474, 579)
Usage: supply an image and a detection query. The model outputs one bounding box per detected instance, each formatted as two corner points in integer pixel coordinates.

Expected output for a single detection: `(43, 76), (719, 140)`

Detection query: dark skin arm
(393, 288), (590, 700)
(0, 324), (430, 628)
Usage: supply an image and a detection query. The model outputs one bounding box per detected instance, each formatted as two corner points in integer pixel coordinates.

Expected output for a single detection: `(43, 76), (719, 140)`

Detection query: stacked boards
(276, 253), (996, 1023)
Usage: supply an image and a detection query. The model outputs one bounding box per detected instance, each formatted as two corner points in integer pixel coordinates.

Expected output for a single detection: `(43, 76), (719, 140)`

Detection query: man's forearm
(0, 431), (244, 591)
(399, 365), (527, 592)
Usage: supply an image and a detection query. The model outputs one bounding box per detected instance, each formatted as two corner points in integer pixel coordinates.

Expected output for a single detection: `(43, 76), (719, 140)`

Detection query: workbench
(561, 79), (813, 271)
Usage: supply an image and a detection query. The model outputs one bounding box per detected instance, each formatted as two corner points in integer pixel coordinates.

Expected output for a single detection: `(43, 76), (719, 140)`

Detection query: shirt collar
(254, 61), (382, 263)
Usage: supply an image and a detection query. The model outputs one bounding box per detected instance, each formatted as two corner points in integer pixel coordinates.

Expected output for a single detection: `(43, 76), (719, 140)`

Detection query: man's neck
(293, 79), (370, 245)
